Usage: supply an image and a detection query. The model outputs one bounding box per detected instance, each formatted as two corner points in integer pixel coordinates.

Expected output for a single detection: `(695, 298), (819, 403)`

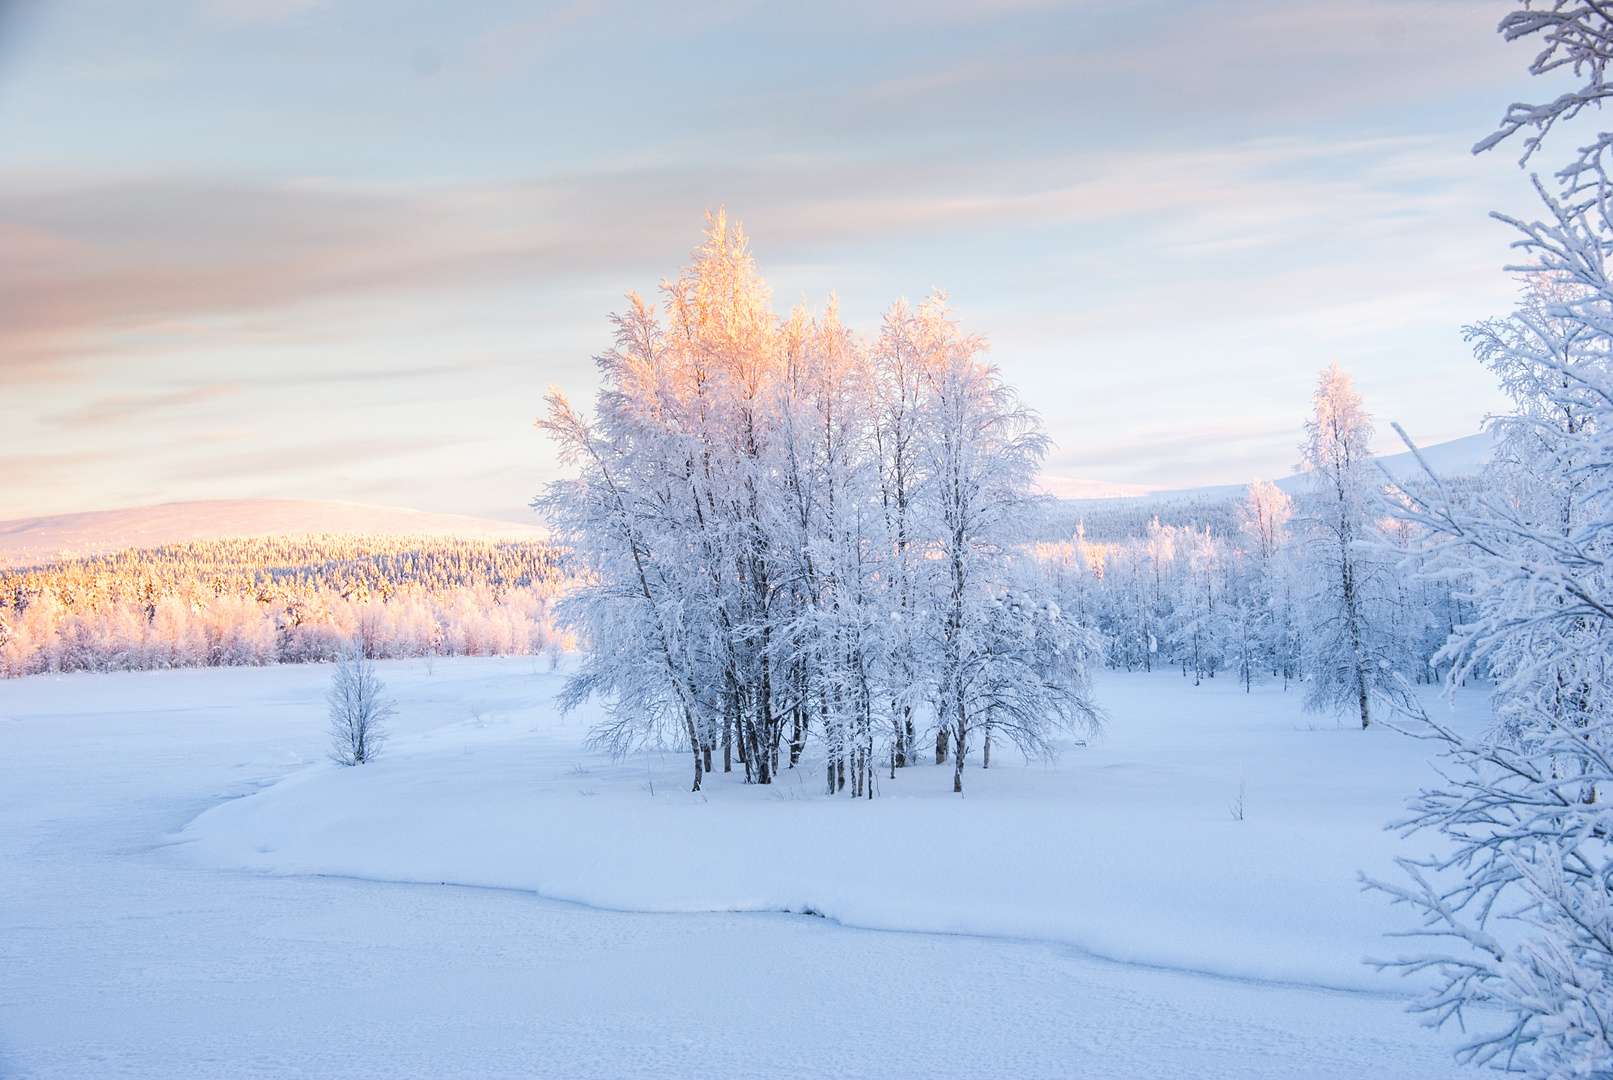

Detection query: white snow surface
(176, 663), (1467, 993)
(0, 499), (546, 567)
(2, 658), (1485, 1078)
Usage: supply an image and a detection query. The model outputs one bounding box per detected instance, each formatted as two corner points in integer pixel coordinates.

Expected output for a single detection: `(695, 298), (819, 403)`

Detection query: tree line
(0, 534), (567, 677)
(539, 210), (1485, 801)
(1044, 393), (1480, 719)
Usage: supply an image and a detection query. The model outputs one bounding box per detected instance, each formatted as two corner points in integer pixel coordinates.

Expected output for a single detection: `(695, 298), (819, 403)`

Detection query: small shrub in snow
(327, 652), (395, 765)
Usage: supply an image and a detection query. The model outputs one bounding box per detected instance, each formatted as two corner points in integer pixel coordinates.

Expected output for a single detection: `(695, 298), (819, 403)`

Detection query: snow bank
(171, 663), (1479, 993)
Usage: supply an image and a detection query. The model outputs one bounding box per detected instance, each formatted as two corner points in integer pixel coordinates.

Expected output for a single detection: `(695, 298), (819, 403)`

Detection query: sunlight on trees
(0, 535), (567, 676)
(537, 212), (1104, 794)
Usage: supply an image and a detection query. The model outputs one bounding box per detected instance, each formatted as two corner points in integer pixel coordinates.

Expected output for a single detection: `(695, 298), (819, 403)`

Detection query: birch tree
(1298, 362), (1386, 727)
(1367, 6), (1613, 1074)
(538, 215), (1102, 794)
(910, 296), (1101, 791)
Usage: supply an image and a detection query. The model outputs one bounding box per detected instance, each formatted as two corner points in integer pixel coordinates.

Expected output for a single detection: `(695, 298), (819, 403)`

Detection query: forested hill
(0, 499), (546, 568)
(1044, 431), (1494, 543)
(0, 534), (567, 677)
(1044, 496), (1241, 544)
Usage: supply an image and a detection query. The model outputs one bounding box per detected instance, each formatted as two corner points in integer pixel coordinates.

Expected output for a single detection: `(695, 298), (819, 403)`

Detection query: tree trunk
(789, 707), (805, 767)
(892, 704), (907, 769)
(952, 723), (966, 793)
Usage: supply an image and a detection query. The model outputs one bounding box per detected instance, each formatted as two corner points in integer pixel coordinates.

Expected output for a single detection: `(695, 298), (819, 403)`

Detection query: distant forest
(1042, 495), (1240, 544)
(0, 535), (568, 677)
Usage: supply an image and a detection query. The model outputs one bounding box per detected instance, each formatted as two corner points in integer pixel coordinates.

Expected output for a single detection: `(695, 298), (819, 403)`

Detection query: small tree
(1297, 362), (1405, 727)
(1239, 478), (1296, 688)
(327, 650), (395, 765)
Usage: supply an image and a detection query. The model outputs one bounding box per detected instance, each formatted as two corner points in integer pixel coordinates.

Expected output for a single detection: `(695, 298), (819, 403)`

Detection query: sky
(0, 0), (1583, 523)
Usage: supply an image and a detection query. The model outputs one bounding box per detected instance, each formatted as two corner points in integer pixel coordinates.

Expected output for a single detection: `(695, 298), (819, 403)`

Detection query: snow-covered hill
(1042, 430), (1495, 506)
(0, 499), (547, 568)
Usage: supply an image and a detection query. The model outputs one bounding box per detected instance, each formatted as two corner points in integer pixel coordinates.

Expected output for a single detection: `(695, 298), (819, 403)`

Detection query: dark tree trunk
(789, 707), (805, 767)
(952, 720), (966, 793)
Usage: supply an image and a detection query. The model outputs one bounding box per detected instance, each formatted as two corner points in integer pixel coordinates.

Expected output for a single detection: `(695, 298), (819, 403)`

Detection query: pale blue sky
(0, 0), (1571, 521)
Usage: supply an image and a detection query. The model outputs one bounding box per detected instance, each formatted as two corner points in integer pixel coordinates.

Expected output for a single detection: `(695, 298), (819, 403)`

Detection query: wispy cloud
(56, 383), (243, 427)
(0, 0), (1542, 517)
(0, 129), (1520, 374)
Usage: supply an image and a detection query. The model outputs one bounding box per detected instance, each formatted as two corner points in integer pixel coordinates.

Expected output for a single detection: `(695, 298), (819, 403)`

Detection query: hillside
(1040, 431), (1495, 542)
(0, 500), (547, 569)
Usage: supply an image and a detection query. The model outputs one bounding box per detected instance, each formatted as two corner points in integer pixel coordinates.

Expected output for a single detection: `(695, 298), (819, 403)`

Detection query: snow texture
(0, 657), (1486, 1077)
(169, 661), (1475, 992)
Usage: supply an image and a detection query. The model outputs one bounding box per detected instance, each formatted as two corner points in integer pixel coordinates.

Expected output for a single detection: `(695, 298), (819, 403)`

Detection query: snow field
(0, 658), (1486, 1077)
(176, 660), (1479, 992)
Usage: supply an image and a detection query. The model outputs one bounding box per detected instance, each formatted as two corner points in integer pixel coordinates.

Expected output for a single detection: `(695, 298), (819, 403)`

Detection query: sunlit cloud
(0, 0), (1558, 519)
(55, 383), (243, 427)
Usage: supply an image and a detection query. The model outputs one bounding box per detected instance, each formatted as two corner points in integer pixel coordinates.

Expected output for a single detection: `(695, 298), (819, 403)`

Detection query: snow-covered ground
(1, 658), (1486, 1078)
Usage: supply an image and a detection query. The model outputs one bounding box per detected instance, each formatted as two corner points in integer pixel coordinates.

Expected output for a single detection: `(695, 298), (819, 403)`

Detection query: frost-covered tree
(1168, 526), (1228, 686)
(0, 534), (564, 678)
(327, 650), (395, 765)
(870, 299), (941, 769)
(1238, 479), (1296, 688)
(1459, 273), (1613, 743)
(1296, 362), (1404, 727)
(1476, 0), (1613, 166)
(909, 298), (1102, 790)
(539, 214), (1101, 794)
(537, 291), (729, 792)
(1376, 273), (1613, 1077)
(771, 298), (888, 795)
(1367, 5), (1613, 1075)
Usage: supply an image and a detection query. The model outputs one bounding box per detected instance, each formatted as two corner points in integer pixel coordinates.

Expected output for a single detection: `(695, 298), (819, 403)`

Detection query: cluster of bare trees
(539, 214), (1102, 795)
(0, 535), (567, 676)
